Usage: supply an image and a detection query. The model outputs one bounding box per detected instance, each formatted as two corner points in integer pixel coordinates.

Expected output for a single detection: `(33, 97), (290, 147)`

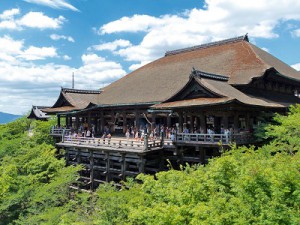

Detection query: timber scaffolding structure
(41, 34), (300, 189)
(52, 128), (253, 190)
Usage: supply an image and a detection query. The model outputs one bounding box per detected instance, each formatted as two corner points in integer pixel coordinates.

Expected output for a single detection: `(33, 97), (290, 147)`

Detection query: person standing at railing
(86, 129), (91, 138)
(125, 129), (130, 140)
(224, 128), (230, 143)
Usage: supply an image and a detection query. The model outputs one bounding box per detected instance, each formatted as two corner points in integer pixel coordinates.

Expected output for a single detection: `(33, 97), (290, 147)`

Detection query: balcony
(174, 132), (254, 147)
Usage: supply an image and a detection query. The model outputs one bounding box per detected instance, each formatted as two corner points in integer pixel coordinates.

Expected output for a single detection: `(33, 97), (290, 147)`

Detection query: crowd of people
(54, 122), (250, 143)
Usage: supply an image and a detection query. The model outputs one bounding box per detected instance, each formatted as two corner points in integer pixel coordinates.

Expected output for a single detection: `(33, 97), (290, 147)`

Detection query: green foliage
(265, 104), (300, 153)
(0, 117), (80, 225)
(1, 105), (300, 224)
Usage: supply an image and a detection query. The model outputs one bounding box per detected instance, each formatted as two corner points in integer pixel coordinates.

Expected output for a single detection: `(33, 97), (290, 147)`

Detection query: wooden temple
(38, 34), (300, 189)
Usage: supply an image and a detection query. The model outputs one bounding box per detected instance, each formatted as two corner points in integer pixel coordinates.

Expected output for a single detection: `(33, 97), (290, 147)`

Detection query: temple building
(44, 34), (300, 135)
(38, 35), (300, 188)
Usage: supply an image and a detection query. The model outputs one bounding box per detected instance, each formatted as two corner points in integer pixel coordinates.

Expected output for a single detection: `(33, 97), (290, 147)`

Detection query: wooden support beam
(89, 150), (94, 191)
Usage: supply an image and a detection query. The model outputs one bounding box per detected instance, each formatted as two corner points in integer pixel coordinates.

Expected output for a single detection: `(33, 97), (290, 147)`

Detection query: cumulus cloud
(292, 63), (300, 71)
(0, 9), (65, 30)
(18, 12), (65, 29)
(50, 34), (75, 42)
(19, 46), (58, 60)
(292, 29), (300, 37)
(0, 35), (59, 61)
(79, 54), (126, 83)
(0, 8), (20, 20)
(90, 39), (132, 51)
(0, 51), (126, 114)
(23, 0), (79, 12)
(63, 55), (71, 60)
(97, 0), (300, 68)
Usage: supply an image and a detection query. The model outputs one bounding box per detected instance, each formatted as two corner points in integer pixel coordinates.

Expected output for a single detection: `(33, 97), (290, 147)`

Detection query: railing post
(144, 134), (148, 151)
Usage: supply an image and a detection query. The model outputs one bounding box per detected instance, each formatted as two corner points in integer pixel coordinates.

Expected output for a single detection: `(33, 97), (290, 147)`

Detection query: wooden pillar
(57, 115), (61, 127)
(89, 150), (94, 191)
(199, 113), (206, 133)
(222, 115), (229, 129)
(199, 147), (206, 164)
(122, 112), (127, 133)
(234, 113), (239, 133)
(87, 111), (91, 129)
(191, 115), (195, 132)
(75, 115), (79, 130)
(120, 153), (126, 180)
(111, 111), (115, 133)
(183, 112), (187, 125)
(138, 155), (145, 174)
(105, 152), (110, 182)
(135, 110), (140, 130)
(178, 111), (183, 133)
(100, 111), (104, 133)
(65, 115), (69, 127)
(245, 113), (250, 130)
(167, 114), (171, 128)
(69, 116), (73, 128)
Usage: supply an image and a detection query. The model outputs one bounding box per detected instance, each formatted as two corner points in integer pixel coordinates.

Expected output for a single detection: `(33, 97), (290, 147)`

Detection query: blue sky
(0, 0), (300, 115)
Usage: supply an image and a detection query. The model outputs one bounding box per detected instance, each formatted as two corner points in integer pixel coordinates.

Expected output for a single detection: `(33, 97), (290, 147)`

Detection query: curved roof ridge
(62, 87), (102, 94)
(191, 68), (229, 81)
(165, 34), (249, 56)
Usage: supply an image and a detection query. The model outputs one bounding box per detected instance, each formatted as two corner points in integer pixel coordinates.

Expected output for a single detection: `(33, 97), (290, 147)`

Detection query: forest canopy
(0, 106), (300, 225)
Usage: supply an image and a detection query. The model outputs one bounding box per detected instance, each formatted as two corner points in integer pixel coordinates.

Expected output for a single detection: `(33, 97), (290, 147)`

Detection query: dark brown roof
(97, 35), (300, 106)
(48, 88), (102, 113)
(152, 76), (300, 109)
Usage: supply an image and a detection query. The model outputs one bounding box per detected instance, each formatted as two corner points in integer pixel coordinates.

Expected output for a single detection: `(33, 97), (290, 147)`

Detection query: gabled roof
(27, 106), (50, 120)
(46, 87), (102, 113)
(96, 35), (300, 106)
(151, 71), (300, 110)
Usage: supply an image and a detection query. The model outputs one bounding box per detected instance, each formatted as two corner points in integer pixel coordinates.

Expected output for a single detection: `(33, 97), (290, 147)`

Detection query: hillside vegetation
(0, 106), (300, 225)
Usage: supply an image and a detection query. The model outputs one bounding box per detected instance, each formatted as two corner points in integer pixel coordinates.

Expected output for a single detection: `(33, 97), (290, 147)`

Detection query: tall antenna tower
(72, 72), (75, 89)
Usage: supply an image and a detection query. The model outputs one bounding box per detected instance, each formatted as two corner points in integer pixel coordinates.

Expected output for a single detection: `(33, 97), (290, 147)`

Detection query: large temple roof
(44, 88), (102, 113)
(96, 35), (300, 106)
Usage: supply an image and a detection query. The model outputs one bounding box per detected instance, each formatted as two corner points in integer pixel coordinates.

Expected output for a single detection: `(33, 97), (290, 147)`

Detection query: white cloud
(77, 54), (126, 88)
(0, 35), (60, 62)
(292, 29), (300, 37)
(100, 15), (161, 34)
(50, 34), (75, 42)
(19, 46), (58, 60)
(18, 12), (65, 29)
(63, 55), (71, 60)
(23, 0), (79, 12)
(128, 61), (149, 71)
(0, 35), (23, 55)
(0, 8), (20, 20)
(292, 63), (300, 71)
(0, 20), (18, 29)
(90, 39), (132, 51)
(98, 0), (300, 67)
(261, 47), (269, 52)
(0, 52), (126, 114)
(0, 9), (66, 30)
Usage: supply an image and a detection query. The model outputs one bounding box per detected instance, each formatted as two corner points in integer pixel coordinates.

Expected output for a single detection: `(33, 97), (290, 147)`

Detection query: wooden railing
(61, 135), (163, 151)
(50, 128), (71, 136)
(175, 132), (254, 145)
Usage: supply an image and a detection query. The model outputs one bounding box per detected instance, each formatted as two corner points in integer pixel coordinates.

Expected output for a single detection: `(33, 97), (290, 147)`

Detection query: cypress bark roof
(97, 35), (300, 106)
(152, 76), (300, 109)
(45, 88), (102, 113)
